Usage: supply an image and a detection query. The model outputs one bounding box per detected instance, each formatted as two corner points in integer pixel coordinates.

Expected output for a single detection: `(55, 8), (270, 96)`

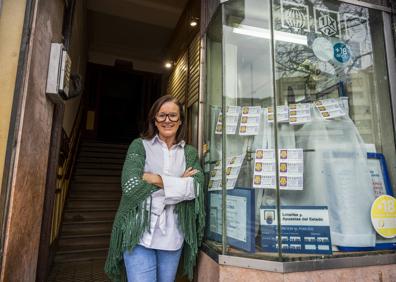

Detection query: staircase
(54, 140), (128, 263)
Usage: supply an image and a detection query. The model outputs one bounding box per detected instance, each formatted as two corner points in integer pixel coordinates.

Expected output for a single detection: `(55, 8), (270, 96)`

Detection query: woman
(105, 95), (205, 282)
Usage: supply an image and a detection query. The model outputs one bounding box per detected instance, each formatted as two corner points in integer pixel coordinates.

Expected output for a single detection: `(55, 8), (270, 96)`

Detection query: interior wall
(62, 0), (88, 137)
(88, 51), (164, 74)
(165, 0), (200, 61)
(0, 0), (26, 207)
(87, 6), (174, 75)
(0, 0), (64, 280)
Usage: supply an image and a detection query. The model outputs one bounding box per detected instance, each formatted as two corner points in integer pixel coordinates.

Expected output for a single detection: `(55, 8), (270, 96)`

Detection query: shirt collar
(151, 134), (185, 148)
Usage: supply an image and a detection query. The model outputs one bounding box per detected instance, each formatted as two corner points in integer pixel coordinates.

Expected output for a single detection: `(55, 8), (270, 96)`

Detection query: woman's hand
(143, 173), (163, 188)
(182, 167), (198, 178)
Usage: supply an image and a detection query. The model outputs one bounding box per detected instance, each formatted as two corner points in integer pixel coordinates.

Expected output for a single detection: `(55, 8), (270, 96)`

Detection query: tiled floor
(48, 260), (110, 282)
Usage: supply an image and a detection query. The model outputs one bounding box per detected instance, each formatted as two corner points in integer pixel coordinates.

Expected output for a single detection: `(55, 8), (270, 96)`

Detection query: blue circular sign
(333, 43), (351, 63)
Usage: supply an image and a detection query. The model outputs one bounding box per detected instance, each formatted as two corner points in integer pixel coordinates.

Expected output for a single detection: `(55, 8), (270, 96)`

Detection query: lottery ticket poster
(314, 98), (345, 120)
(215, 106), (241, 135)
(239, 106), (262, 136)
(278, 149), (304, 190)
(289, 103), (312, 125)
(253, 149), (304, 190)
(208, 154), (244, 190)
(253, 149), (276, 189)
(267, 106), (289, 124)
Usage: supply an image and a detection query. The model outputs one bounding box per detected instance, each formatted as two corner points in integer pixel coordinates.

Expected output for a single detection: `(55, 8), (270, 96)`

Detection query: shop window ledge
(201, 243), (396, 273)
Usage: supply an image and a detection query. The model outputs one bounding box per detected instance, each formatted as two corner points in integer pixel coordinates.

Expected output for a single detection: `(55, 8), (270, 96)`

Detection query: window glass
(204, 0), (396, 260)
(205, 10), (226, 251)
(272, 0), (396, 257)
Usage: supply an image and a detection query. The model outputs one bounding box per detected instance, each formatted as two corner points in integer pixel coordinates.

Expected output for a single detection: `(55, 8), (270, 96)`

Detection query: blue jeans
(123, 244), (183, 282)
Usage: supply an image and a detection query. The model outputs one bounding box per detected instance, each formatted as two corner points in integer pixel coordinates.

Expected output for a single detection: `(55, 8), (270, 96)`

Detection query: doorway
(85, 63), (162, 142)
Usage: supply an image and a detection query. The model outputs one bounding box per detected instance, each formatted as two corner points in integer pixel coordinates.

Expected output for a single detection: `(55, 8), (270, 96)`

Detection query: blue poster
(207, 188), (256, 253)
(333, 42), (351, 63)
(260, 206), (332, 255)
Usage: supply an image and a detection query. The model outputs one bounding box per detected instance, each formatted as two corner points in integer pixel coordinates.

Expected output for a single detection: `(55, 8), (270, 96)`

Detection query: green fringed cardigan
(104, 138), (205, 281)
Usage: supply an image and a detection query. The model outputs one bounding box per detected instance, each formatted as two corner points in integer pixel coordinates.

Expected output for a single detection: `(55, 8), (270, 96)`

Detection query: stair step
(54, 248), (108, 263)
(79, 145), (127, 154)
(53, 140), (127, 264)
(80, 141), (129, 149)
(61, 227), (113, 240)
(70, 183), (120, 192)
(72, 176), (120, 183)
(66, 199), (119, 209)
(64, 209), (117, 222)
(58, 233), (110, 251)
(78, 151), (125, 159)
(57, 241), (109, 252)
(76, 157), (124, 165)
(73, 168), (121, 176)
(63, 220), (113, 225)
(60, 232), (111, 239)
(69, 191), (121, 200)
(65, 207), (118, 212)
(75, 162), (123, 170)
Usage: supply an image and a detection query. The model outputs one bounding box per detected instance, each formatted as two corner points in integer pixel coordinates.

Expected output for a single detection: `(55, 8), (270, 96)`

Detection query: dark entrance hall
(47, 63), (161, 280)
(86, 63), (161, 143)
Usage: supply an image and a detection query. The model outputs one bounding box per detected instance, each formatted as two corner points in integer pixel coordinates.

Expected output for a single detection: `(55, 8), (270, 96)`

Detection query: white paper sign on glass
(215, 106), (241, 135)
(367, 158), (387, 198)
(314, 99), (345, 120)
(209, 154), (244, 190)
(253, 148), (304, 190)
(289, 103), (312, 125)
(267, 105), (289, 123)
(210, 193), (248, 242)
(239, 106), (261, 136)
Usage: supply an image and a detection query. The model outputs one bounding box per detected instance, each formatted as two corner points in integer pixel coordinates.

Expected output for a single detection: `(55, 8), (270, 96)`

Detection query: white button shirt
(139, 135), (196, 250)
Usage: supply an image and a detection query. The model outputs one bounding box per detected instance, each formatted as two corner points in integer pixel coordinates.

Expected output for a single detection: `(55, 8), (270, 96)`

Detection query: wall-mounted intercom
(46, 43), (72, 103)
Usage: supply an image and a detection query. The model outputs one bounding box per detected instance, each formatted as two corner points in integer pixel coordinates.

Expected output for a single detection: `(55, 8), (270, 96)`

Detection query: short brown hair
(141, 95), (186, 143)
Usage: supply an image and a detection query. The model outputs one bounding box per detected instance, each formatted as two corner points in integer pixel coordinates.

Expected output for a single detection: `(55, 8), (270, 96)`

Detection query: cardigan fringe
(104, 138), (205, 282)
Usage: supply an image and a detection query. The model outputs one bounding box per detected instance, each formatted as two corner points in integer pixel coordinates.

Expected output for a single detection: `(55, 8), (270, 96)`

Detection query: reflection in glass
(204, 0), (396, 261)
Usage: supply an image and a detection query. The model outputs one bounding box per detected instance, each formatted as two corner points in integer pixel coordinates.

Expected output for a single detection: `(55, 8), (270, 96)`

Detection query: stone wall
(62, 0), (88, 137)
(197, 252), (396, 282)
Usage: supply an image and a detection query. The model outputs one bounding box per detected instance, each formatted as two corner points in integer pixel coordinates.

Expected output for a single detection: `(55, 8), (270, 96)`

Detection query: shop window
(204, 0), (396, 262)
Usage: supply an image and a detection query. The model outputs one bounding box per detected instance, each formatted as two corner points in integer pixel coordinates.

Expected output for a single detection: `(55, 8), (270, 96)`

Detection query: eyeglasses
(155, 112), (180, 122)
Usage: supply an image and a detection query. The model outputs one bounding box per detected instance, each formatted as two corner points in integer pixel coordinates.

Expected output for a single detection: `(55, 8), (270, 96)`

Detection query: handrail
(49, 104), (84, 244)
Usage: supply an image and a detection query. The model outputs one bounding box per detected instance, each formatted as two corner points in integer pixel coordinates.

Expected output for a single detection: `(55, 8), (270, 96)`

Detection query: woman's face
(154, 101), (181, 140)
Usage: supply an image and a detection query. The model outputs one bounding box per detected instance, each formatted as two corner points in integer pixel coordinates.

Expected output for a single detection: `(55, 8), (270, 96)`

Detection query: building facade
(0, 0), (395, 281)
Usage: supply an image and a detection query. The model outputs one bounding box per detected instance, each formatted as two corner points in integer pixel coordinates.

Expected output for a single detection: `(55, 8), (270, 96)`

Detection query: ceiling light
(190, 17), (199, 27)
(231, 25), (308, 46)
(165, 62), (173, 69)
